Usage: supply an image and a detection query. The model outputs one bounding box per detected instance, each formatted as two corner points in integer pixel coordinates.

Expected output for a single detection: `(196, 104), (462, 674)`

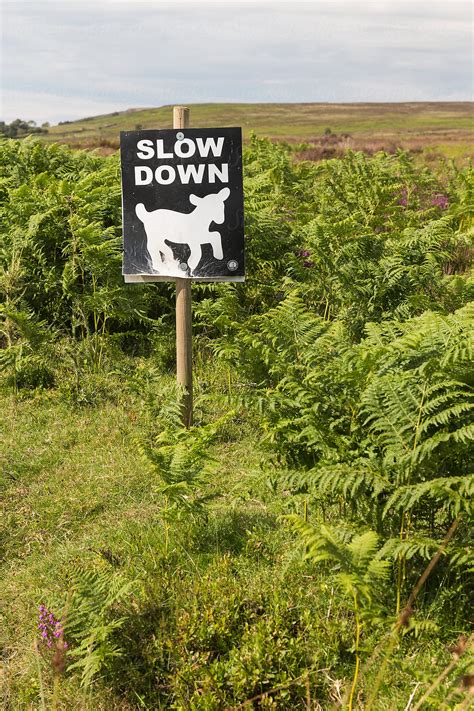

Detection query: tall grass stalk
(411, 634), (473, 711)
(348, 593), (362, 711)
(33, 641), (47, 711)
(364, 518), (461, 710)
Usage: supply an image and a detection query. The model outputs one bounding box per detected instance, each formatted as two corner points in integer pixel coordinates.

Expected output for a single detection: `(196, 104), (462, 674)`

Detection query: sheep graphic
(135, 187), (230, 276)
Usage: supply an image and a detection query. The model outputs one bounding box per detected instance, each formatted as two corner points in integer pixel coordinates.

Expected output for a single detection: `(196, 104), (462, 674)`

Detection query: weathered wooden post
(120, 109), (245, 427)
(173, 106), (193, 426)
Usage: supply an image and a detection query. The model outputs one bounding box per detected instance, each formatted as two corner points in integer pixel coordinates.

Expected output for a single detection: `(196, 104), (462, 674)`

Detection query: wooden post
(173, 106), (193, 427)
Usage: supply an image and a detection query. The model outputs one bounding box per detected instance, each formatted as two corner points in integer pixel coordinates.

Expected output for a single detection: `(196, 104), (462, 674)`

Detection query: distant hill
(45, 102), (473, 160)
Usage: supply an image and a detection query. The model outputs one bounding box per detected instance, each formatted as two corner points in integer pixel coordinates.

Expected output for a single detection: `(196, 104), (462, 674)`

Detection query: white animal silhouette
(135, 187), (230, 275)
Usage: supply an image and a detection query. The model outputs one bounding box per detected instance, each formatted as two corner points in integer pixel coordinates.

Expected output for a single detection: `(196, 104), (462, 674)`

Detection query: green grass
(1, 371), (470, 709)
(44, 102), (474, 160)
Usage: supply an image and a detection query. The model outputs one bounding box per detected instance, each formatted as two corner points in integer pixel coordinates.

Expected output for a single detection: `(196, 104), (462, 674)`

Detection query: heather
(1, 137), (472, 709)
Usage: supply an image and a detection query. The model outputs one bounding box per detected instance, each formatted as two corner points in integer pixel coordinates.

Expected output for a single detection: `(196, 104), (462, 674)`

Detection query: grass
(1, 365), (471, 709)
(1, 133), (472, 708)
(43, 102), (474, 162)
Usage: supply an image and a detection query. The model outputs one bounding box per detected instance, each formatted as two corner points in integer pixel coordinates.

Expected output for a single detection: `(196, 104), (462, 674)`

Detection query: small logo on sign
(227, 260), (238, 271)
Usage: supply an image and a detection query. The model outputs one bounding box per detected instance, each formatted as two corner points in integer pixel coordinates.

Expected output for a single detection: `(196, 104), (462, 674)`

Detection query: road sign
(120, 127), (244, 282)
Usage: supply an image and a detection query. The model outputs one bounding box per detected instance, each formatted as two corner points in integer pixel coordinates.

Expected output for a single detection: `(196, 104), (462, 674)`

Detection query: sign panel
(120, 128), (244, 281)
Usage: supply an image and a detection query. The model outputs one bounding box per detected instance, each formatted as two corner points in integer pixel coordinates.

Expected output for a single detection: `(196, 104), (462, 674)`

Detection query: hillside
(45, 101), (474, 160)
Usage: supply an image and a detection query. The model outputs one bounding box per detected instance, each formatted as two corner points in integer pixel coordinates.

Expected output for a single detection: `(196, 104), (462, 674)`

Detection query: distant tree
(0, 118), (48, 138)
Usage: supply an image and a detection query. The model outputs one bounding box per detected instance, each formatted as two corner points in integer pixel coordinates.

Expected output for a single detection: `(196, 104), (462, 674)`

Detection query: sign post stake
(173, 106), (193, 427)
(120, 112), (244, 429)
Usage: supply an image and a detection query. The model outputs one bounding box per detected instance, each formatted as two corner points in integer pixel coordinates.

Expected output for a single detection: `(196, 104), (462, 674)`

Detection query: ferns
(63, 567), (136, 688)
(138, 385), (234, 517)
(0, 140), (159, 383)
(1, 135), (472, 706)
(284, 463), (391, 500)
(232, 298), (473, 601)
(287, 520), (390, 601)
(379, 535), (441, 562)
(287, 519), (390, 710)
(384, 476), (474, 518)
(1, 137), (471, 389)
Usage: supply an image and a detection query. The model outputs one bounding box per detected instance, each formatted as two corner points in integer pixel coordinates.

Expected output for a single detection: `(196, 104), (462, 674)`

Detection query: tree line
(0, 118), (49, 138)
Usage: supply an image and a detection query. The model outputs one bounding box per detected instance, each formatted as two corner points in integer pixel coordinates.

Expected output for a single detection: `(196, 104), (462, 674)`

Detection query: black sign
(120, 127), (244, 281)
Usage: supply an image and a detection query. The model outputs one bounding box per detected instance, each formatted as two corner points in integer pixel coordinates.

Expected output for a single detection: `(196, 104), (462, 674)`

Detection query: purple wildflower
(398, 187), (408, 207)
(303, 260), (315, 268)
(37, 605), (68, 652)
(299, 249), (311, 258)
(431, 193), (449, 210)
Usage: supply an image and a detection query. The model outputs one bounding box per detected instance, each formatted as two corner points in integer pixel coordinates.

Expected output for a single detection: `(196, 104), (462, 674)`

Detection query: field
(45, 102), (474, 162)
(0, 133), (473, 709)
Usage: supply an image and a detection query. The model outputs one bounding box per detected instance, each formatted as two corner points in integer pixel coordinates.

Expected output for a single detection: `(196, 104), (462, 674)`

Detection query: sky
(1, 0), (472, 125)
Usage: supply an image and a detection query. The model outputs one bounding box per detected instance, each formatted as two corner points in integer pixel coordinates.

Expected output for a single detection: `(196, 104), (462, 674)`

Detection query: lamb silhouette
(135, 187), (230, 276)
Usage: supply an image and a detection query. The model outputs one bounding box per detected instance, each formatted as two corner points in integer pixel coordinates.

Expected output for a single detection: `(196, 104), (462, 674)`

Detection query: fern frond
(281, 463), (391, 499)
(378, 536), (441, 562)
(286, 518), (389, 603)
(383, 475), (474, 517)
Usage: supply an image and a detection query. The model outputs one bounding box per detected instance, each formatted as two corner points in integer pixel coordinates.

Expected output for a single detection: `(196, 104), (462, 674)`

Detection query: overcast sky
(1, 0), (472, 125)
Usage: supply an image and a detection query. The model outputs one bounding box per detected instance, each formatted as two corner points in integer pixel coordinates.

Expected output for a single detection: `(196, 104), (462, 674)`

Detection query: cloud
(1, 1), (472, 124)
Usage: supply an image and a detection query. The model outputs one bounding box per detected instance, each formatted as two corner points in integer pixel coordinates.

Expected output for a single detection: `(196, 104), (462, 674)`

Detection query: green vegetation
(1, 136), (473, 709)
(43, 102), (474, 163)
(0, 119), (48, 139)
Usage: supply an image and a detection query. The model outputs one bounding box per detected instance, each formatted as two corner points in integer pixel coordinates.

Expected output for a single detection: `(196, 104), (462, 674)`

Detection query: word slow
(134, 136), (228, 186)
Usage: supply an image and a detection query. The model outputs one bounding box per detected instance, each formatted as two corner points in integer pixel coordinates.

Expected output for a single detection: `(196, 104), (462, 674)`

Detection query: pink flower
(37, 605), (68, 651)
(431, 193), (448, 209)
